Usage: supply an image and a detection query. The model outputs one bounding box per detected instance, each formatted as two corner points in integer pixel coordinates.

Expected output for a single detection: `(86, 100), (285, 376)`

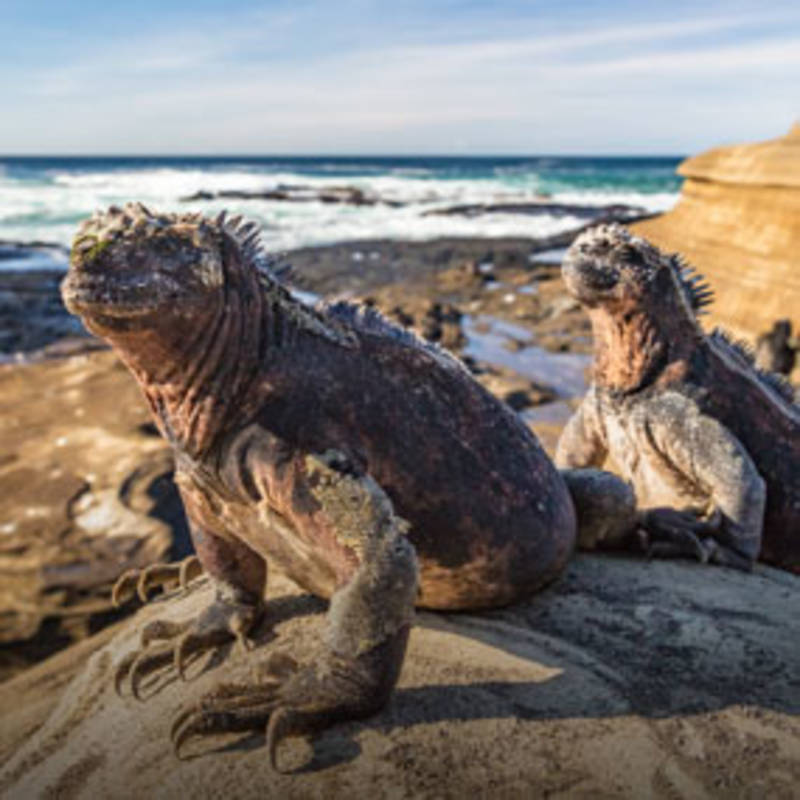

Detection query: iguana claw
(170, 632), (408, 772)
(171, 682), (283, 762)
(112, 555), (203, 607)
(114, 597), (261, 699)
(640, 508), (718, 563)
(170, 658), (364, 772)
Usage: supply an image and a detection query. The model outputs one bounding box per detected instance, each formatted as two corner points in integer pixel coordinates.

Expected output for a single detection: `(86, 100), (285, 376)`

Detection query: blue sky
(1, 0), (798, 154)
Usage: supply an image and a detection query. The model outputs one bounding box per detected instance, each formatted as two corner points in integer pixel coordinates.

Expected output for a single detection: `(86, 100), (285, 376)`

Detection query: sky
(1, 0), (799, 155)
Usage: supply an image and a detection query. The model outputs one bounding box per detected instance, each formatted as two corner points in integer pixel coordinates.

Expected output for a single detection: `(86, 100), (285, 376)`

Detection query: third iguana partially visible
(557, 223), (800, 573)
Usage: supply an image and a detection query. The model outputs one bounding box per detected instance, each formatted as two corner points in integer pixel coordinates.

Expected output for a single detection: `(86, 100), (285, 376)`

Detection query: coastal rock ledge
(632, 123), (800, 341)
(0, 557), (798, 799)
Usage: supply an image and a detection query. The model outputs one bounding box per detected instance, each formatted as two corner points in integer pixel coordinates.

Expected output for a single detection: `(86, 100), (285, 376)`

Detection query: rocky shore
(1, 221), (798, 798)
(180, 184), (405, 207)
(176, 185), (651, 227)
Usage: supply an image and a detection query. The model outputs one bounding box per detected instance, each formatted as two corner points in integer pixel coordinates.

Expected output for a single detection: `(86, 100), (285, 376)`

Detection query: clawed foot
(171, 646), (395, 772)
(115, 596), (262, 699)
(640, 508), (753, 571)
(640, 508), (715, 562)
(112, 555), (203, 607)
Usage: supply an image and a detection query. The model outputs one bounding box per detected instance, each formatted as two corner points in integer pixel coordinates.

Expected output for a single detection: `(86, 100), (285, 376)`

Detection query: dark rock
(755, 319), (797, 375)
(503, 389), (534, 411)
(179, 185), (405, 207)
(424, 201), (653, 222)
(0, 270), (91, 355)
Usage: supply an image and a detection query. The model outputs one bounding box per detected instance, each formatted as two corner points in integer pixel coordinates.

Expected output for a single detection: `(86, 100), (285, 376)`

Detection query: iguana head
(562, 223), (712, 392)
(562, 223), (711, 315)
(62, 203), (265, 334)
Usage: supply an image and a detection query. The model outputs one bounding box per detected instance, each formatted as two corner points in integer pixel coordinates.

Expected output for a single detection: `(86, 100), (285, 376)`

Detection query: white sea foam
(547, 189), (678, 212)
(0, 164), (679, 269)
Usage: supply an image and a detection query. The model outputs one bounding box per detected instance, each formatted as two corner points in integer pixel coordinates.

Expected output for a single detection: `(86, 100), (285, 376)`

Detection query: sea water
(0, 155), (682, 268)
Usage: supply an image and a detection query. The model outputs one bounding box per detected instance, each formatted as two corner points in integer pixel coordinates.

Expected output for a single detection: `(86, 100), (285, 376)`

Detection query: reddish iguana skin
(557, 224), (800, 573)
(62, 204), (606, 767)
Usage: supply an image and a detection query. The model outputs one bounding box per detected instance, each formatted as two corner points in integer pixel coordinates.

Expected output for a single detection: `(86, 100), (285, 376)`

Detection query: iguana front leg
(557, 397), (645, 551)
(559, 467), (639, 551)
(115, 524), (266, 696)
(556, 391), (608, 469)
(642, 396), (766, 570)
(170, 452), (419, 770)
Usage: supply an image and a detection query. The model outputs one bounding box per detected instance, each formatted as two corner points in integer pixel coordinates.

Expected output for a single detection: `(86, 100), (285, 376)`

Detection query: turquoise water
(0, 155), (682, 258)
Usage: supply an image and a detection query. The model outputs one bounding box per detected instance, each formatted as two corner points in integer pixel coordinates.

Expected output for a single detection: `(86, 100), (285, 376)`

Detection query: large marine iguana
(556, 223), (799, 573)
(62, 203), (640, 768)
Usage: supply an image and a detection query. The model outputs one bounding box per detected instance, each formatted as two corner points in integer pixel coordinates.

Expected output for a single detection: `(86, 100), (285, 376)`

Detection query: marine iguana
(556, 223), (800, 573)
(62, 203), (642, 768)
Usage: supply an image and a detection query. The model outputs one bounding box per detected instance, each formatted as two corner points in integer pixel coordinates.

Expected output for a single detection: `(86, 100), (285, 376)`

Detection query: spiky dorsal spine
(669, 253), (714, 315)
(215, 210), (356, 348)
(661, 244), (796, 407)
(214, 209), (293, 283)
(322, 300), (471, 375)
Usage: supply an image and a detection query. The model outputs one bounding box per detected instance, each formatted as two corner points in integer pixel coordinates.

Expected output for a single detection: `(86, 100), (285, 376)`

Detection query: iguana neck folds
(108, 270), (267, 458)
(589, 306), (696, 394)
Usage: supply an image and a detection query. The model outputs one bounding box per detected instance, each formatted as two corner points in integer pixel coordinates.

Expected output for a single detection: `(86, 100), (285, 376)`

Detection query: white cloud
(3, 4), (799, 153)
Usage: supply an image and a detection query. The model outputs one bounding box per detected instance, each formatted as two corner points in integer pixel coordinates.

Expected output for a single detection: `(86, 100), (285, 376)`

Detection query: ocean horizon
(0, 155), (683, 269)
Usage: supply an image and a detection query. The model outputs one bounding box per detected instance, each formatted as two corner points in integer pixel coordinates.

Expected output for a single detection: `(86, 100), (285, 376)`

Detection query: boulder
(632, 124), (800, 341)
(0, 557), (797, 798)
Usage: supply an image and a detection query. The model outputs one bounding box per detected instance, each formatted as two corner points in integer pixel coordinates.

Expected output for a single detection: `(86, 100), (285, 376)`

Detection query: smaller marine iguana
(557, 223), (800, 573)
(61, 204), (638, 769)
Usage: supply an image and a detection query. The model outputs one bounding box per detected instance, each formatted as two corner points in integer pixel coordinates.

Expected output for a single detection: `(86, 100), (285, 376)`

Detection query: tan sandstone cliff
(632, 123), (800, 341)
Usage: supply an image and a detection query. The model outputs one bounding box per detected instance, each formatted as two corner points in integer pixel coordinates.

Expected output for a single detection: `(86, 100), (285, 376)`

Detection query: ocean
(0, 155), (682, 269)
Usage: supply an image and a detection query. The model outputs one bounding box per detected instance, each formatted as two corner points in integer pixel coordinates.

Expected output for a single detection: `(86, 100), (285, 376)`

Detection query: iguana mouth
(575, 263), (619, 290)
(61, 271), (177, 318)
(562, 257), (620, 298)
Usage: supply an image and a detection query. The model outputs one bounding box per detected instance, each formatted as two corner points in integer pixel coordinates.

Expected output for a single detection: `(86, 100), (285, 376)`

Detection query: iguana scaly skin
(62, 204), (637, 768)
(557, 223), (800, 573)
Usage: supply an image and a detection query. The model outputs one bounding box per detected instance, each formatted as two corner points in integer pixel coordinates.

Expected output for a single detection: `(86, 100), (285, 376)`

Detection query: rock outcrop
(632, 123), (800, 341)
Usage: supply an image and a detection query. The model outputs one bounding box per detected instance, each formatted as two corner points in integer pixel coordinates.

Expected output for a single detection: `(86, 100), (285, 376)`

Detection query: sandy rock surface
(0, 557), (797, 799)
